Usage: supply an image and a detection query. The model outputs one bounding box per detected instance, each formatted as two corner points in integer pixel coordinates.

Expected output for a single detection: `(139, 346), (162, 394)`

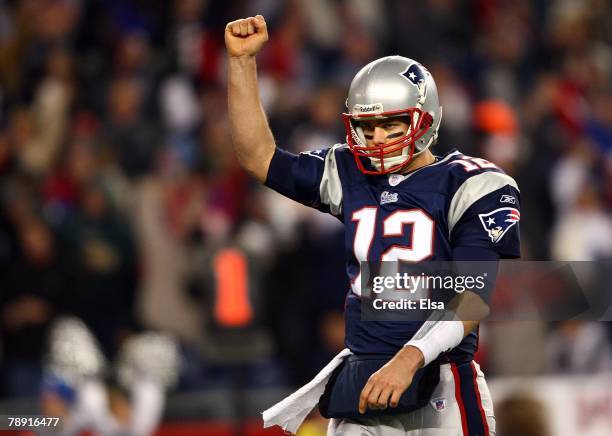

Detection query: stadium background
(0, 0), (611, 435)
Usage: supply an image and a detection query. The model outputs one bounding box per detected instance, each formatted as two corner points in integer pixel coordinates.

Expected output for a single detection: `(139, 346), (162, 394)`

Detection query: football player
(225, 15), (520, 436)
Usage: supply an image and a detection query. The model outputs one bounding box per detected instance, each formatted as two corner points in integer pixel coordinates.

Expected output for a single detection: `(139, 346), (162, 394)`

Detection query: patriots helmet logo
(401, 63), (428, 102)
(402, 63), (426, 86)
(478, 207), (520, 243)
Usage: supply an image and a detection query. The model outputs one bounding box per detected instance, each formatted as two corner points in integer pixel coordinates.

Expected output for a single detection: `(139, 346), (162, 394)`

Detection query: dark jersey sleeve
(449, 172), (521, 259)
(264, 146), (343, 216)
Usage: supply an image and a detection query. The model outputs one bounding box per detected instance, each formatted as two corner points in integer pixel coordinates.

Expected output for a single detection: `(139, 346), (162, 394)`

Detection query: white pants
(327, 361), (495, 436)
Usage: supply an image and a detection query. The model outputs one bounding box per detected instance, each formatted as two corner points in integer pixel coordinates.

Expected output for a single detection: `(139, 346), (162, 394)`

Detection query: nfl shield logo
(478, 207), (520, 243)
(431, 398), (446, 411)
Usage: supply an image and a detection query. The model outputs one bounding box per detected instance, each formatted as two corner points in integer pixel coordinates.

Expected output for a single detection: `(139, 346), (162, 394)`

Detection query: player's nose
(373, 126), (388, 145)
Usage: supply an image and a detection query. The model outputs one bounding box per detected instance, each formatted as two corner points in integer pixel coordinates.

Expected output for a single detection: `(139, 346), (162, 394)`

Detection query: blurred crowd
(0, 0), (611, 410)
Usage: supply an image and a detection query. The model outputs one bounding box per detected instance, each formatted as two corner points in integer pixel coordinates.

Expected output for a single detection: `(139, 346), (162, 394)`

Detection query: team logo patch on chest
(380, 191), (398, 205)
(479, 207), (520, 243)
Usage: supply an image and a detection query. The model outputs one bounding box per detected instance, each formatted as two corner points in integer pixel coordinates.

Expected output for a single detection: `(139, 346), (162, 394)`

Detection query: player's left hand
(358, 346), (424, 414)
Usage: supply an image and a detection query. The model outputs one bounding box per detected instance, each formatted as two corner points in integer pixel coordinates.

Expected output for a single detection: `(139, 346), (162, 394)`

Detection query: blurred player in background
(41, 317), (179, 436)
(226, 14), (520, 436)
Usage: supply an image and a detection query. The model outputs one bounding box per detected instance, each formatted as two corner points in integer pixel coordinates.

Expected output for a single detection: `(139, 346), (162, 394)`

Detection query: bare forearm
(462, 320), (479, 336)
(228, 56), (275, 182)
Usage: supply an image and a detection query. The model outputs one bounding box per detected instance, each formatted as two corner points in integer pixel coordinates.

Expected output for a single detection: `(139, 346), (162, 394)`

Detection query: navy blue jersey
(265, 146), (520, 363)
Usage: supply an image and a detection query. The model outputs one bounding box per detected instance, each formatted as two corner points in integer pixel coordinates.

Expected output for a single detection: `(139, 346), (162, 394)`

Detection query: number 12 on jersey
(351, 207), (434, 296)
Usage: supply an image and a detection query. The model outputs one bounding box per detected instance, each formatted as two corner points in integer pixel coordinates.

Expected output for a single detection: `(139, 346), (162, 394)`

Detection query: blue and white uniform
(265, 145), (520, 435)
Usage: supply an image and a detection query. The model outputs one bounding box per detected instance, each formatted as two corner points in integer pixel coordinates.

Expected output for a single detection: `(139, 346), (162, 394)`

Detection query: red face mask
(342, 108), (433, 175)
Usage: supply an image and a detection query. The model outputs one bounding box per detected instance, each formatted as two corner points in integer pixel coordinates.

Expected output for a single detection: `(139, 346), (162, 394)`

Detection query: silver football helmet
(343, 56), (443, 174)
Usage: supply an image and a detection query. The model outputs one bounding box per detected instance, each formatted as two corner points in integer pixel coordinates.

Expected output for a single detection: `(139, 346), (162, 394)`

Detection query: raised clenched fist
(225, 15), (268, 57)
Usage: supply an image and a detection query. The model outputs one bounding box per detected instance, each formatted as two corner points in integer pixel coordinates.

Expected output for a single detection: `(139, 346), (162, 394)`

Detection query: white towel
(262, 348), (353, 434)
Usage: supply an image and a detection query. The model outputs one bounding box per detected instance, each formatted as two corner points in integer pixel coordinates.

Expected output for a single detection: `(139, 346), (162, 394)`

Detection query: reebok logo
(352, 103), (384, 115)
